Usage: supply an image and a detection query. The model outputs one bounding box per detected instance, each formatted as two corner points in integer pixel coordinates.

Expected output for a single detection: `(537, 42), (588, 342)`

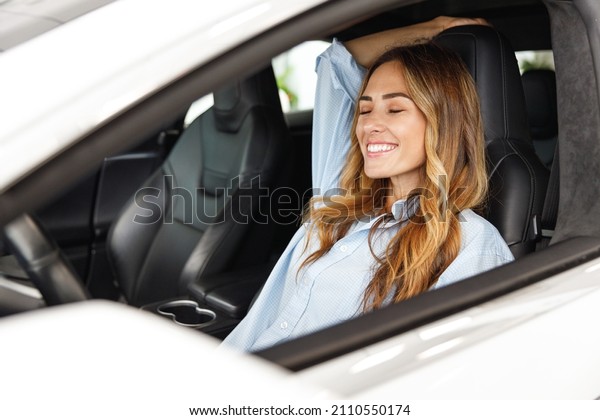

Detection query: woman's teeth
(367, 143), (397, 153)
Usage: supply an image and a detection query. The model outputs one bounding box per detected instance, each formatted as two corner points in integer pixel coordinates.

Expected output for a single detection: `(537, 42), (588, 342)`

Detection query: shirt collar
(352, 198), (419, 233)
(391, 198), (418, 222)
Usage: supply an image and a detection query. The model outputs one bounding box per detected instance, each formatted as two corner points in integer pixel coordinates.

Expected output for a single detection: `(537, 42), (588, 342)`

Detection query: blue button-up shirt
(222, 40), (514, 352)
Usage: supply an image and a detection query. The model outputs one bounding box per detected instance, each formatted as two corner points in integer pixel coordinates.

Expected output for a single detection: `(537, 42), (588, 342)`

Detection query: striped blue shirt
(222, 40), (514, 352)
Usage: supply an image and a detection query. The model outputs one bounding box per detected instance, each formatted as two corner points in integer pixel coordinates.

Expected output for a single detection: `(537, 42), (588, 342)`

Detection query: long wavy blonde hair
(302, 42), (488, 311)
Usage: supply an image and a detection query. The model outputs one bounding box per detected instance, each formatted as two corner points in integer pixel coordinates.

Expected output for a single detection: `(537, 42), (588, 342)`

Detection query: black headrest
(522, 69), (558, 140)
(212, 65), (282, 133)
(435, 25), (530, 144)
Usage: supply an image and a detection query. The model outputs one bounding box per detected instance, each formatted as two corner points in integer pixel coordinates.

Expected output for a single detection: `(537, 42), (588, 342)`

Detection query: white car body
(301, 258), (600, 399)
(1, 0), (599, 416)
(0, 0), (326, 193)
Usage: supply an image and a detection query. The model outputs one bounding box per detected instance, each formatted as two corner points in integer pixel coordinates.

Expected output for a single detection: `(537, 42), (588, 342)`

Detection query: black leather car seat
(522, 69), (558, 169)
(107, 65), (288, 306)
(436, 26), (550, 258)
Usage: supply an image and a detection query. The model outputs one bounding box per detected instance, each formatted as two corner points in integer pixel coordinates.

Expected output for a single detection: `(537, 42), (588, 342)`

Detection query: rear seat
(522, 69), (559, 247)
(521, 69), (558, 169)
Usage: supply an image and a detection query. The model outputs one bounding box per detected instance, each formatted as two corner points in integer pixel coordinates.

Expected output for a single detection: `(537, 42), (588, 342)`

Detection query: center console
(141, 263), (273, 339)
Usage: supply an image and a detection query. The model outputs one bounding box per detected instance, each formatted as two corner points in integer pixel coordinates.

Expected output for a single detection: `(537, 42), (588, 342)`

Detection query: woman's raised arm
(344, 16), (488, 68)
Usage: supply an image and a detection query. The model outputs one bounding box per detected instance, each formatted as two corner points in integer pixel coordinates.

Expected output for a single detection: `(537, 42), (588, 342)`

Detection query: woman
(223, 17), (514, 352)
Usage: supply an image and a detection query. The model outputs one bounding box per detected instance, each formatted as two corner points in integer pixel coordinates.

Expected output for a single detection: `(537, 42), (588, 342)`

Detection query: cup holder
(157, 300), (216, 327)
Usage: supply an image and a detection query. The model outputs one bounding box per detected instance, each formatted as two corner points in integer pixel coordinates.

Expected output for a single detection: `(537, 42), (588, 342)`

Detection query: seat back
(436, 25), (550, 258)
(522, 69), (558, 168)
(107, 65), (288, 306)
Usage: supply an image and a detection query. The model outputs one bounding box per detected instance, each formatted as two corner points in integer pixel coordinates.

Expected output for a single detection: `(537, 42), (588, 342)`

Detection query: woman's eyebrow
(382, 92), (412, 100)
(359, 92), (412, 101)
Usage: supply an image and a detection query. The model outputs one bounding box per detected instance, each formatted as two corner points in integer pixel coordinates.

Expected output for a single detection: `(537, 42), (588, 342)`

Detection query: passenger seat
(436, 26), (549, 258)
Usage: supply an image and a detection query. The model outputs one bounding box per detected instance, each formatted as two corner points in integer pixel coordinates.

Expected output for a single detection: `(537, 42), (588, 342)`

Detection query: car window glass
(515, 50), (554, 73)
(183, 41), (330, 124)
(184, 94), (214, 127)
(272, 40), (331, 112)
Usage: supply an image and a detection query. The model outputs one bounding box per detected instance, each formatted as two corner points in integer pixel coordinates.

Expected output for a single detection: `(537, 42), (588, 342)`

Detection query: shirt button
(280, 321), (288, 329)
(340, 245), (348, 252)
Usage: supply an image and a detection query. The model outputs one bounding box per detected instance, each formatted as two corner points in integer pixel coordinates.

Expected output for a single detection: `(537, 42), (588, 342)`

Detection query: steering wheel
(2, 214), (89, 306)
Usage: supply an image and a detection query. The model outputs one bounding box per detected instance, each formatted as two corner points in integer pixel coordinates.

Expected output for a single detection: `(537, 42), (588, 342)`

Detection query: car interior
(2, 0), (600, 370)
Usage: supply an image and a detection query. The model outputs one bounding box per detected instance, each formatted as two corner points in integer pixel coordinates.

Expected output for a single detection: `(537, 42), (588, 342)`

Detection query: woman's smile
(366, 142), (398, 156)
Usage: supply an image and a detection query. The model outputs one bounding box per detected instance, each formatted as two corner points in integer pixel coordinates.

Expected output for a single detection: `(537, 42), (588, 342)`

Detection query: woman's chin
(363, 168), (388, 180)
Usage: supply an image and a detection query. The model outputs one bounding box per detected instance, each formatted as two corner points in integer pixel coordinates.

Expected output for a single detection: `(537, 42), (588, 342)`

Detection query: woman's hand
(345, 16), (490, 68)
(426, 16), (490, 33)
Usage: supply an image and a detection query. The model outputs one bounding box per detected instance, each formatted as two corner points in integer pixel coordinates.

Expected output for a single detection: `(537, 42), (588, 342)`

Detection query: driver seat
(107, 65), (288, 307)
(436, 25), (550, 258)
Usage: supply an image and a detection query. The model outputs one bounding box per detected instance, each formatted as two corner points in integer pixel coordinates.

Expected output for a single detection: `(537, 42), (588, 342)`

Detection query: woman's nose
(362, 113), (384, 134)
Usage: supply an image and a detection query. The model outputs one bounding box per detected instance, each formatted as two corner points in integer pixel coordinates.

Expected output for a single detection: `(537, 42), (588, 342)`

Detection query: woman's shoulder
(457, 209), (511, 254)
(433, 209), (514, 289)
(458, 208), (496, 232)
(458, 209), (494, 229)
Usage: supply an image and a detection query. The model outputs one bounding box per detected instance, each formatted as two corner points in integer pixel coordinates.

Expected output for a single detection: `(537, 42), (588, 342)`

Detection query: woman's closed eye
(359, 108), (404, 115)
